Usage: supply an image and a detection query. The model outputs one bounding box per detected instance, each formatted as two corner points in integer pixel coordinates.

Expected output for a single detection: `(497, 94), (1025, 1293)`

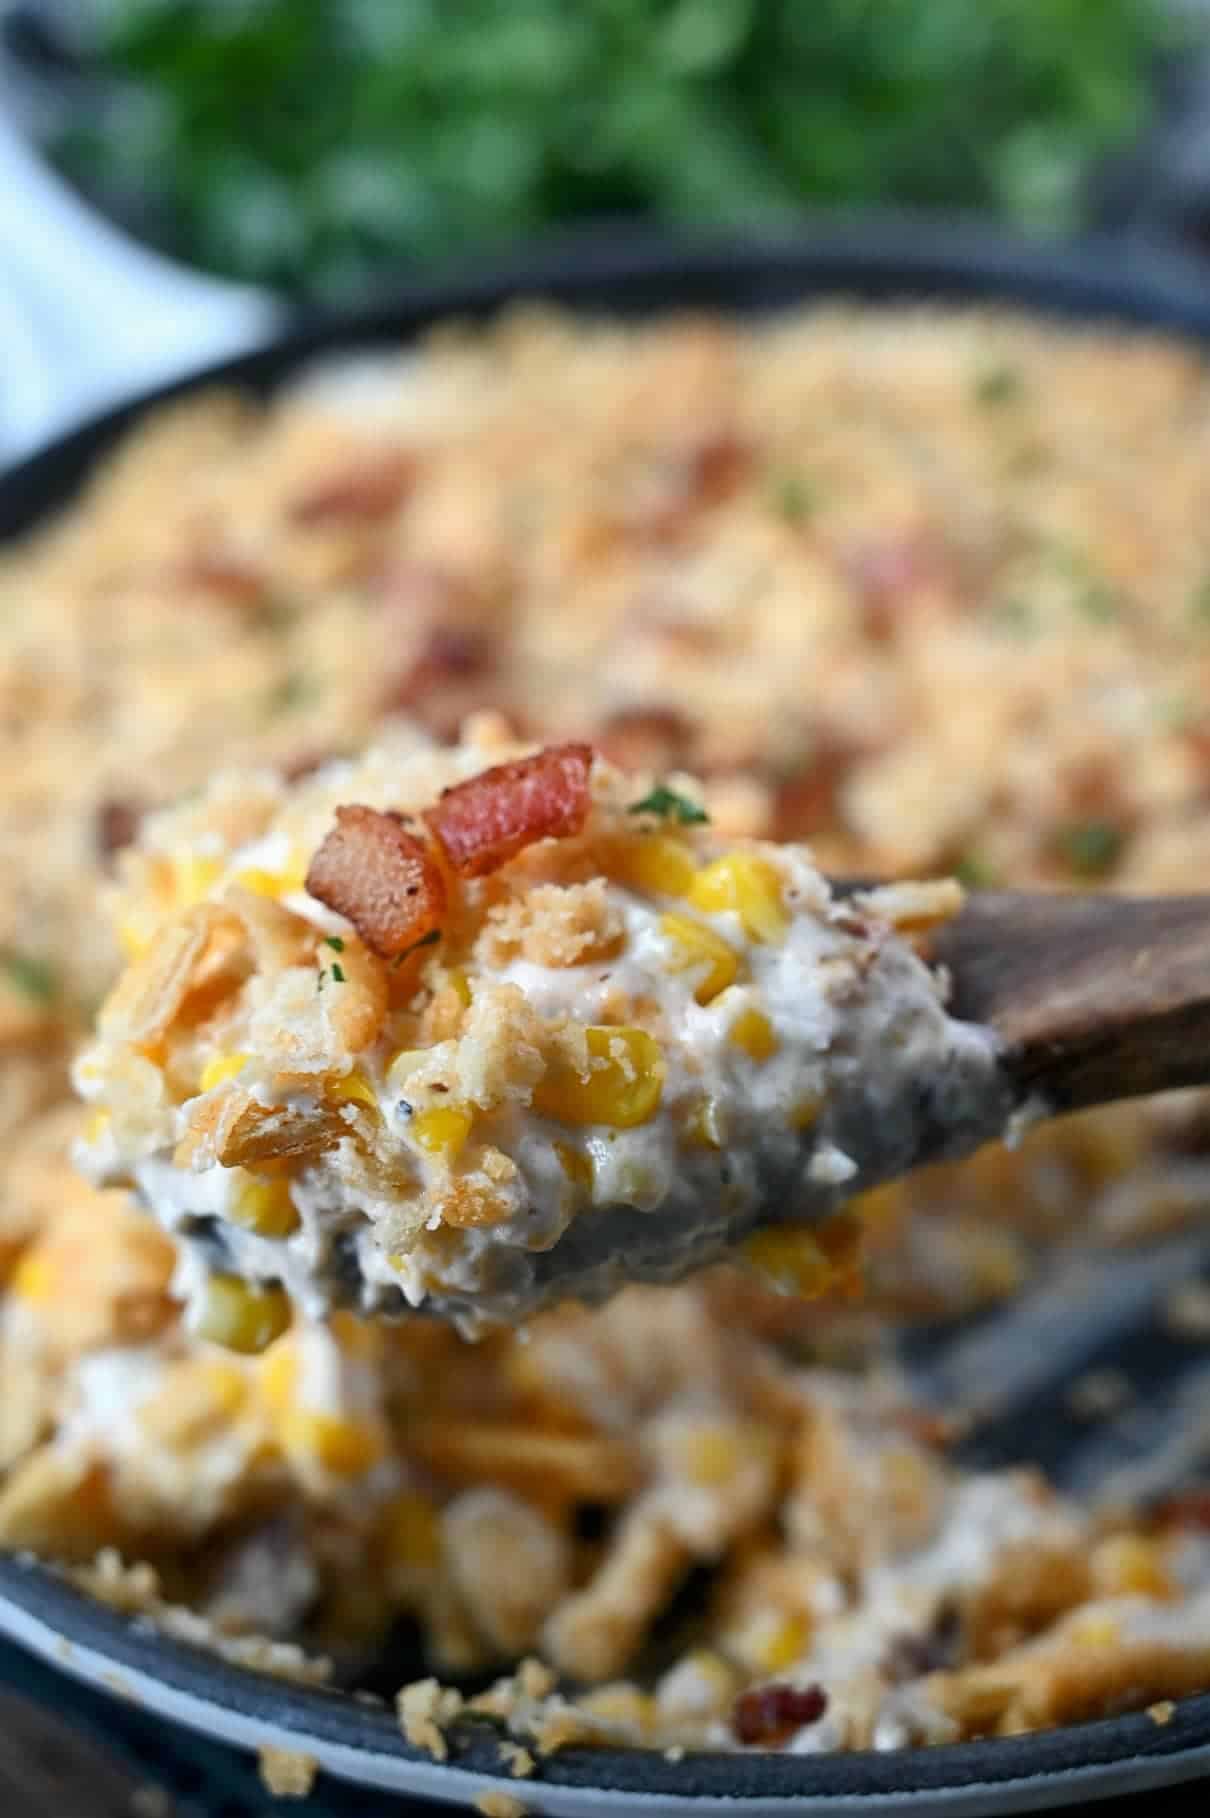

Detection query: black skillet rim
(5, 213), (1210, 1800)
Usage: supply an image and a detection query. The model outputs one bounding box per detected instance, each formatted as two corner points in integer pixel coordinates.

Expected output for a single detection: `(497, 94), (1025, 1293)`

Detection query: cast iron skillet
(3, 219), (1210, 1814)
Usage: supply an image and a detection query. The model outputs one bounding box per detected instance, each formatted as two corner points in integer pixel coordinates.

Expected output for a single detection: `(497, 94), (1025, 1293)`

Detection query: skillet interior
(4, 217), (1210, 1809)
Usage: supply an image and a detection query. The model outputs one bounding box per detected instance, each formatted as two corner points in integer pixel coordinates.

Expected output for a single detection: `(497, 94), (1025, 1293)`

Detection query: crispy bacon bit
(773, 734), (863, 840)
(288, 450), (415, 526)
(374, 561), (499, 736)
(596, 705), (693, 774)
(96, 797), (144, 861)
(424, 744), (593, 879)
(623, 434), (750, 542)
(181, 549), (265, 605)
(732, 1682), (828, 1746)
(1150, 1489), (1210, 1531)
(305, 805), (446, 959)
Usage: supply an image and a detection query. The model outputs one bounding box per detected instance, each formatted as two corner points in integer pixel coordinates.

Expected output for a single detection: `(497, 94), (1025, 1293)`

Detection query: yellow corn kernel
(660, 912), (739, 1005)
(751, 1613), (810, 1674)
(232, 853), (307, 899)
(729, 1007), (779, 1061)
(684, 1097), (726, 1150)
(329, 1069), (379, 1114)
(117, 910), (156, 961)
(743, 1227), (839, 1298)
(258, 1335), (298, 1415)
(197, 1275), (291, 1355)
(614, 834), (696, 899)
(200, 1051), (249, 1093)
(1091, 1534), (1173, 1599)
(663, 1650), (738, 1711)
(84, 1109), (111, 1144)
(280, 1411), (387, 1477)
(446, 968), (472, 1008)
(789, 1094), (822, 1132)
(1069, 1614), (1121, 1650)
(10, 1248), (54, 1305)
(555, 1141), (594, 1189)
(412, 1104), (474, 1159)
(576, 1685), (655, 1735)
(172, 853), (222, 907)
(689, 853), (788, 942)
(381, 1490), (441, 1569)
(230, 1174), (300, 1238)
(685, 1427), (743, 1487)
(534, 1027), (664, 1129)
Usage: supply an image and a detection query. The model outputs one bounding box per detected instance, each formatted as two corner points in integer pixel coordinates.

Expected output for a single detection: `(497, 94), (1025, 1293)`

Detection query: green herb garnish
(987, 596), (1038, 637)
(974, 363), (1024, 406)
(330, 961), (346, 983)
(1059, 819), (1124, 877)
(324, 935), (345, 951)
(627, 786), (709, 825)
(1073, 578), (1122, 625)
(1, 947), (57, 1004)
(267, 671), (318, 715)
(768, 469), (816, 525)
(391, 928), (442, 970)
(953, 854), (998, 889)
(1190, 579), (1210, 628)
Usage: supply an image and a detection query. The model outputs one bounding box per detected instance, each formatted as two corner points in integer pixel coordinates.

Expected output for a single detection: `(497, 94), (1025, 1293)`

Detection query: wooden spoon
(926, 889), (1210, 1116)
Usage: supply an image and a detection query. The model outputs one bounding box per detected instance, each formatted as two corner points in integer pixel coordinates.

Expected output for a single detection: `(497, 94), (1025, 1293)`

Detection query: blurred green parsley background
(46, 0), (1178, 299)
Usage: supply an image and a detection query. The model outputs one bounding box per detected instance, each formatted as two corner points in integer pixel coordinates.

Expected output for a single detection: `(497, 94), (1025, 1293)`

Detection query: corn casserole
(2, 303), (1210, 1756)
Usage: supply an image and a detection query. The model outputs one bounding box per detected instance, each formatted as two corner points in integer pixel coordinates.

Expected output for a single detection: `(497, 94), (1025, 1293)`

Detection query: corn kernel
(412, 1104), (474, 1159)
(684, 1097), (726, 1150)
(1091, 1534), (1173, 1599)
(661, 1649), (738, 1712)
(729, 1007), (779, 1061)
(534, 1027), (664, 1129)
(689, 853), (788, 942)
(660, 912), (739, 1004)
(84, 1109), (111, 1144)
(10, 1248), (54, 1305)
(382, 1491), (442, 1568)
(613, 834), (696, 899)
(743, 1226), (840, 1298)
(230, 1174), (300, 1238)
(329, 1069), (379, 1114)
(172, 853), (222, 907)
(577, 1686), (655, 1735)
(200, 1052), (249, 1093)
(685, 1427), (742, 1486)
(555, 1141), (594, 1189)
(280, 1411), (387, 1477)
(850, 1181), (903, 1226)
(1069, 1614), (1120, 1649)
(197, 1275), (291, 1355)
(258, 1336), (298, 1415)
(233, 853), (307, 898)
(117, 911), (155, 960)
(750, 1613), (810, 1674)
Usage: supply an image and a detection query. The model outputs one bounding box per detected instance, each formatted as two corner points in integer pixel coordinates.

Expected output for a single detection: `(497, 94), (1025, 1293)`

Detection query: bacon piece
(96, 797), (144, 861)
(732, 1682), (827, 1745)
(843, 532), (952, 642)
(181, 548), (265, 605)
(305, 805), (446, 959)
(425, 744), (593, 878)
(622, 434), (750, 543)
(288, 450), (415, 526)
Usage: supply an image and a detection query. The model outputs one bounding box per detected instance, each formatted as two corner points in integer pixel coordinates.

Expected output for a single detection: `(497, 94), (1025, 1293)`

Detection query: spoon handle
(930, 890), (1210, 1114)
